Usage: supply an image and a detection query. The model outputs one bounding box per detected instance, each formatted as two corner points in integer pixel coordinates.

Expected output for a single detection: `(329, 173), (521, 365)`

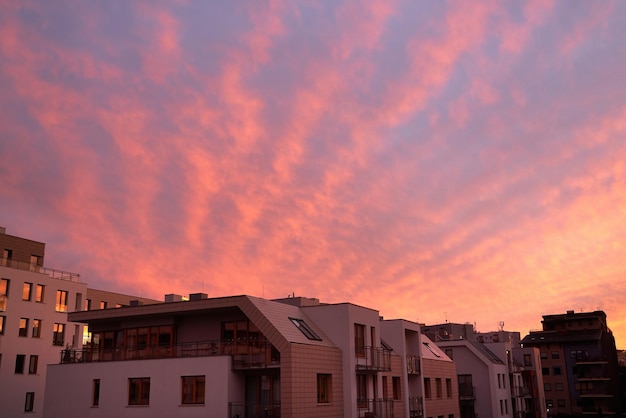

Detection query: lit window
(92, 379), (100, 406)
(0, 315), (5, 334)
(15, 354), (26, 374)
(317, 374), (331, 403)
(128, 377), (150, 405)
(392, 376), (401, 400)
(29, 355), (38, 374)
(289, 317), (322, 341)
(35, 285), (45, 302)
(55, 290), (68, 312)
(53, 323), (65, 346)
(19, 318), (28, 337)
(181, 375), (205, 404)
(22, 283), (32, 301)
(100, 301), (107, 309)
(25, 392), (35, 412)
(0, 278), (9, 296)
(32, 319), (42, 338)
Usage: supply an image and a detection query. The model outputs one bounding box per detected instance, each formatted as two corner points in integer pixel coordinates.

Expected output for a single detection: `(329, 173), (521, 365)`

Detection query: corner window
(317, 374), (331, 403)
(289, 318), (322, 341)
(128, 377), (150, 405)
(181, 375), (205, 404)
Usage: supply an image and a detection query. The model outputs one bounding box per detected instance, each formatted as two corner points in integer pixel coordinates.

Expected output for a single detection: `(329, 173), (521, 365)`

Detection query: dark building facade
(521, 310), (621, 417)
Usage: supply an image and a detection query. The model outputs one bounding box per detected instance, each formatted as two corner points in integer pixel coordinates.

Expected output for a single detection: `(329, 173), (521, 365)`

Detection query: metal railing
(357, 398), (395, 418)
(229, 401), (280, 418)
(408, 396), (423, 417)
(356, 346), (392, 371)
(1, 257), (80, 282)
(60, 340), (280, 369)
(407, 355), (420, 374)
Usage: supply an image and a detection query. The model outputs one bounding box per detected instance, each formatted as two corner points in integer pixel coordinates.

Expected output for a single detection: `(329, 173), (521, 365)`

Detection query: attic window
(423, 342), (441, 358)
(289, 318), (322, 341)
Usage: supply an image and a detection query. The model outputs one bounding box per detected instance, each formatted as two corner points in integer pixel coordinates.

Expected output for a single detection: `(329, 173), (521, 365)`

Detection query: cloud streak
(2, 0), (626, 347)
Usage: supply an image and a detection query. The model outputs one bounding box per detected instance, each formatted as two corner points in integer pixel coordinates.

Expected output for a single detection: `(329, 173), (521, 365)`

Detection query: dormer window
(289, 318), (322, 341)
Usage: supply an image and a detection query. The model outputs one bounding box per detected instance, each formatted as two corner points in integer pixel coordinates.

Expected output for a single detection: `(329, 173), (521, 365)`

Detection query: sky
(1, 1), (625, 348)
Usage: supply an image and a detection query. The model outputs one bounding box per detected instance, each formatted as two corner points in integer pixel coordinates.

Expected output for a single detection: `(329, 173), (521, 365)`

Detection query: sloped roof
(421, 335), (453, 362)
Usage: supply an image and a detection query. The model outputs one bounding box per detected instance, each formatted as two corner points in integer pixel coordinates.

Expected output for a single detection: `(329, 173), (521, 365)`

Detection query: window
(552, 351), (559, 359)
(92, 379), (100, 406)
(542, 367), (549, 375)
(500, 399), (504, 415)
(382, 376), (389, 399)
(23, 283), (33, 301)
(557, 399), (566, 407)
(28, 355), (38, 374)
(289, 318), (322, 341)
(444, 348), (453, 359)
(423, 342), (441, 357)
(505, 399), (508, 414)
(0, 315), (5, 334)
(446, 378), (452, 398)
(19, 318), (28, 337)
(85, 299), (92, 310)
(128, 377), (150, 405)
(540, 351), (548, 359)
(56, 290), (68, 312)
(424, 378), (431, 398)
(35, 284), (45, 302)
(553, 367), (562, 375)
(458, 374), (473, 398)
(498, 373), (502, 388)
(502, 374), (506, 389)
(182, 375), (205, 404)
(99, 301), (107, 309)
(523, 354), (532, 366)
(357, 374), (367, 407)
(75, 293), (82, 311)
(32, 319), (42, 338)
(53, 323), (65, 346)
(544, 383), (551, 391)
(555, 383), (564, 391)
(15, 354), (26, 373)
(0, 278), (8, 311)
(25, 392), (35, 412)
(355, 323), (366, 356)
(317, 374), (331, 403)
(546, 399), (553, 408)
(436, 378), (442, 398)
(392, 376), (401, 400)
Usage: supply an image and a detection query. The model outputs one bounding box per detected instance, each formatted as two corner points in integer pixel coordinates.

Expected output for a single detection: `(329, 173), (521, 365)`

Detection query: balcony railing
(229, 401), (280, 418)
(1, 257), (80, 282)
(356, 346), (392, 371)
(407, 355), (420, 374)
(409, 396), (424, 417)
(60, 339), (280, 369)
(357, 398), (395, 418)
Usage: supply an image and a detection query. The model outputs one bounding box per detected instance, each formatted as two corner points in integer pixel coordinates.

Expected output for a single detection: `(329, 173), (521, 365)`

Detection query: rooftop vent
(129, 300), (143, 307)
(164, 294), (185, 303)
(189, 292), (208, 301)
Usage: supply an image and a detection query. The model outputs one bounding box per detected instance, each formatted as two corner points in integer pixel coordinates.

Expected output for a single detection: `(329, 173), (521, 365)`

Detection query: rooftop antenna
(498, 321), (504, 331)
(444, 312), (448, 323)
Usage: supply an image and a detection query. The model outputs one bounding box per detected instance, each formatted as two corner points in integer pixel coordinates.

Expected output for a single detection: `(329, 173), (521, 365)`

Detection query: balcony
(356, 346), (392, 372)
(60, 339), (280, 369)
(407, 355), (420, 374)
(408, 396), (424, 417)
(1, 257), (80, 282)
(459, 384), (475, 400)
(229, 401), (280, 418)
(357, 398), (395, 418)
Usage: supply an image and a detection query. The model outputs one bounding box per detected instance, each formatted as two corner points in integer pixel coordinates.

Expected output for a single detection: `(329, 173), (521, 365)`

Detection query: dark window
(557, 399), (566, 407)
(523, 354), (532, 366)
(436, 378), (442, 398)
(289, 318), (322, 341)
(181, 375), (205, 404)
(551, 351), (559, 359)
(445, 348), (454, 359)
(553, 367), (562, 375)
(22, 283), (32, 301)
(555, 383), (564, 391)
(540, 351), (548, 359)
(92, 379), (100, 406)
(424, 378), (431, 398)
(544, 383), (551, 391)
(446, 378), (452, 398)
(392, 376), (401, 400)
(15, 354), (26, 373)
(28, 355), (38, 374)
(357, 374), (367, 407)
(355, 324), (366, 356)
(317, 374), (331, 403)
(25, 392), (35, 412)
(128, 377), (150, 405)
(542, 367), (549, 375)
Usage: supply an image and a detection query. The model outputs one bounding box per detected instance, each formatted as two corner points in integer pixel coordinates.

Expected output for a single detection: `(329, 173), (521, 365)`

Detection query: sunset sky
(1, 1), (625, 348)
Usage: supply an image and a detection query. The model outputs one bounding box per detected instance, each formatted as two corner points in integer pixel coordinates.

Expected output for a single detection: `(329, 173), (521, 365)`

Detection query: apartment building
(0, 227), (86, 417)
(44, 294), (460, 418)
(521, 310), (621, 417)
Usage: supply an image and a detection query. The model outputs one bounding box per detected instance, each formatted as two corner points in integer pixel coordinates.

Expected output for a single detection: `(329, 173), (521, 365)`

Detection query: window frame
(92, 379), (101, 407)
(15, 354), (26, 374)
(28, 355), (38, 374)
(35, 284), (45, 302)
(25, 392), (35, 412)
(23, 282), (33, 301)
(32, 319), (42, 338)
(355, 323), (366, 357)
(19, 318), (29, 337)
(317, 373), (332, 403)
(181, 375), (205, 405)
(53, 323), (65, 346)
(392, 376), (401, 400)
(128, 377), (151, 406)
(55, 290), (68, 312)
(289, 317), (322, 341)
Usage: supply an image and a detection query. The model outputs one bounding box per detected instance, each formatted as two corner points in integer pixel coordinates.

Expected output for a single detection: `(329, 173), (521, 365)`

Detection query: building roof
(521, 329), (603, 345)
